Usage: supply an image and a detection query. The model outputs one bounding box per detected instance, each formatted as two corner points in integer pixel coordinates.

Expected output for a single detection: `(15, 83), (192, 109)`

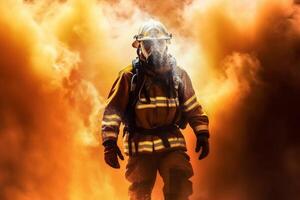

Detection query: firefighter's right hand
(196, 133), (209, 160)
(103, 140), (124, 169)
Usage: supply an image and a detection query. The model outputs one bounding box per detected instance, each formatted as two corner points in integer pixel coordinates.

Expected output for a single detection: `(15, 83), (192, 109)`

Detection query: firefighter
(101, 19), (210, 200)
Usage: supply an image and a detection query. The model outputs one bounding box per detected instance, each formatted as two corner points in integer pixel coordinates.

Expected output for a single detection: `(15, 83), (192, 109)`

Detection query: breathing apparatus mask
(140, 39), (168, 68)
(132, 19), (172, 73)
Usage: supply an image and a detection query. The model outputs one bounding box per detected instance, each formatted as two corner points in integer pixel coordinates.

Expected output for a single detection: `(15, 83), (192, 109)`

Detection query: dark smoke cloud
(194, 2), (300, 200)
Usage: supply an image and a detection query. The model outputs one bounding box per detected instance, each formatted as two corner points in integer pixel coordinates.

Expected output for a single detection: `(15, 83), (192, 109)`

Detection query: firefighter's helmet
(132, 19), (172, 48)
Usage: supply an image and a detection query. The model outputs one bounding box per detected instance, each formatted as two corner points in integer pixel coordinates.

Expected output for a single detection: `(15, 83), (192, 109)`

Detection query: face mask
(141, 40), (167, 67)
(146, 50), (167, 69)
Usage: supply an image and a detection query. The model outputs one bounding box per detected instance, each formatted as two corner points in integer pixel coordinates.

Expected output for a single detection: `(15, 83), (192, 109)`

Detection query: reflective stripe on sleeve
(102, 120), (120, 127)
(183, 94), (196, 106)
(183, 94), (200, 112)
(103, 114), (121, 121)
(184, 101), (199, 112)
(194, 124), (209, 132)
(102, 131), (118, 138)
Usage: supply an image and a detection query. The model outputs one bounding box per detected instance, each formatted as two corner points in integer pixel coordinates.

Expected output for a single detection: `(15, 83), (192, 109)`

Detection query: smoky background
(0, 0), (299, 199)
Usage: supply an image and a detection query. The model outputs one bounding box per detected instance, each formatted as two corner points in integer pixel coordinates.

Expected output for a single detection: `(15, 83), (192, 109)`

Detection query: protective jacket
(101, 58), (209, 155)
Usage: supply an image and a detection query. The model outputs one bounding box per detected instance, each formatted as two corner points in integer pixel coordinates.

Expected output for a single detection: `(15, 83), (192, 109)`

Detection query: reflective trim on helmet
(138, 36), (172, 41)
(132, 19), (172, 48)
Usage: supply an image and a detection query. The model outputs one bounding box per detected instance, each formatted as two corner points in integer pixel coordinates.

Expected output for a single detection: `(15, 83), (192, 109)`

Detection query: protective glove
(195, 132), (210, 160)
(103, 140), (124, 169)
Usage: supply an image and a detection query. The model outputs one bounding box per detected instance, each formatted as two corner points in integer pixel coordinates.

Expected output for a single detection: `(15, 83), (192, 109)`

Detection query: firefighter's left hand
(196, 133), (209, 160)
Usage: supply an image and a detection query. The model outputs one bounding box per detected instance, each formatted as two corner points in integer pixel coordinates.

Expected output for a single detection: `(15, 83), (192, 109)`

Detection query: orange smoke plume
(0, 0), (300, 200)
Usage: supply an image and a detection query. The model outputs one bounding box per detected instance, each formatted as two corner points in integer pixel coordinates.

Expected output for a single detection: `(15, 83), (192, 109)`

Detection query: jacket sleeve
(101, 69), (132, 143)
(180, 69), (209, 136)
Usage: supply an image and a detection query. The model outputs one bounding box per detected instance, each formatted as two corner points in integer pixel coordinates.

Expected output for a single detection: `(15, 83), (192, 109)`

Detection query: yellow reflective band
(153, 137), (185, 145)
(136, 96), (179, 109)
(154, 145), (165, 150)
(168, 138), (178, 142)
(153, 139), (162, 144)
(138, 146), (153, 152)
(124, 142), (135, 153)
(128, 142), (135, 153)
(139, 97), (178, 102)
(170, 143), (186, 148)
(168, 137), (185, 142)
(102, 131), (118, 138)
(184, 101), (199, 112)
(103, 114), (121, 121)
(102, 120), (120, 126)
(195, 124), (209, 132)
(155, 97), (171, 101)
(153, 137), (186, 150)
(138, 141), (153, 146)
(154, 142), (186, 150)
(124, 142), (136, 153)
(124, 138), (186, 153)
(136, 103), (177, 109)
(170, 140), (186, 145)
(183, 94), (196, 106)
(137, 141), (153, 152)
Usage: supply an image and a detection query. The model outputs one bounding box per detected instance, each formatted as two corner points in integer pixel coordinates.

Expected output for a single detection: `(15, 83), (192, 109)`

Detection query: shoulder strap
(169, 58), (188, 129)
(124, 58), (142, 128)
(129, 58), (139, 93)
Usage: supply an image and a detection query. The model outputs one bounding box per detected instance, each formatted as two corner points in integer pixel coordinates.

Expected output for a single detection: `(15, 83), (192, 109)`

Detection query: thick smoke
(0, 2), (77, 199)
(1, 0), (300, 200)
(0, 0), (124, 199)
(191, 1), (300, 200)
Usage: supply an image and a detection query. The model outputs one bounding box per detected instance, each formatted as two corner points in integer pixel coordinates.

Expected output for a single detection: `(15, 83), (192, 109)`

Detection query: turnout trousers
(125, 150), (194, 200)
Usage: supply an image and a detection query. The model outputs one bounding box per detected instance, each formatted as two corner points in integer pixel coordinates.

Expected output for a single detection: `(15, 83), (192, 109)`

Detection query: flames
(0, 0), (299, 199)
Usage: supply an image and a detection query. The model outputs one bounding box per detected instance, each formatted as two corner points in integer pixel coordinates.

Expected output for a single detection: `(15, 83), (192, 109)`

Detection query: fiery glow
(1, 0), (299, 199)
